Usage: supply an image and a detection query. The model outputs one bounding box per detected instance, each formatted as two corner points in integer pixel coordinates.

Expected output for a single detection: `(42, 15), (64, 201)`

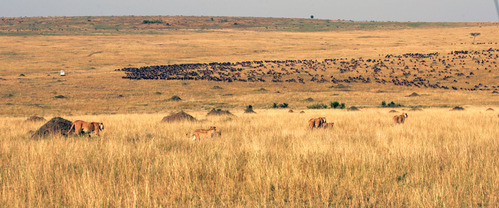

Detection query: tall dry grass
(1, 108), (497, 207)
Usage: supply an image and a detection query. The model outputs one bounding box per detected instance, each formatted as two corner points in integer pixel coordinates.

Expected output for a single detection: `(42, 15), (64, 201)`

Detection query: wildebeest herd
(117, 49), (498, 92)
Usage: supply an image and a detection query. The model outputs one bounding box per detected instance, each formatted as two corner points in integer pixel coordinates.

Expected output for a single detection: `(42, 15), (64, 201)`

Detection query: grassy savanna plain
(1, 109), (498, 206)
(0, 16), (498, 206)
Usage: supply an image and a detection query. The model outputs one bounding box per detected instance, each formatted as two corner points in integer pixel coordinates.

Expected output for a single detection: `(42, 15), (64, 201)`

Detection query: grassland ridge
(0, 15), (494, 35)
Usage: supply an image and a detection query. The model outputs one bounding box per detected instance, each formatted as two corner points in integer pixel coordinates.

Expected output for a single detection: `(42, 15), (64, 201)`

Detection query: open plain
(0, 16), (498, 206)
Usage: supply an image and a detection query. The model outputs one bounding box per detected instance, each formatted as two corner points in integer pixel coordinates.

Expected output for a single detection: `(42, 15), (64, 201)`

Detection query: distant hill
(0, 16), (491, 35)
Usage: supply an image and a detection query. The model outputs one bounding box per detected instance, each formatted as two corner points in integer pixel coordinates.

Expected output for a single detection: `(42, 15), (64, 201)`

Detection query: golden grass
(0, 17), (498, 206)
(1, 109), (498, 206)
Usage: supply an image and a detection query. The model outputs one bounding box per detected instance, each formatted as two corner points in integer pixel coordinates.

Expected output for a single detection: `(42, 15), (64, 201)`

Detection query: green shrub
(307, 104), (328, 109)
(273, 103), (289, 108)
(381, 101), (403, 107)
(244, 105), (256, 113)
(387, 101), (403, 107)
(330, 101), (340, 108)
(142, 20), (163, 24)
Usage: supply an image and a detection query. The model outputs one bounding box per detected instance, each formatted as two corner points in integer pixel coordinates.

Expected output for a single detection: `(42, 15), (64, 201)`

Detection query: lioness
(393, 113), (408, 124)
(192, 126), (218, 141)
(68, 120), (104, 137)
(308, 117), (327, 129)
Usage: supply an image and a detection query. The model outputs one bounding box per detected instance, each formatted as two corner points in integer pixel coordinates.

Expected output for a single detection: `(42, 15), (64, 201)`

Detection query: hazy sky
(1, 0), (498, 22)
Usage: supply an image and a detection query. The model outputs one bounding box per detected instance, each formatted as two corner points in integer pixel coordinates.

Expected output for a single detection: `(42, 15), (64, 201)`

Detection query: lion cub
(192, 126), (219, 141)
(393, 113), (408, 124)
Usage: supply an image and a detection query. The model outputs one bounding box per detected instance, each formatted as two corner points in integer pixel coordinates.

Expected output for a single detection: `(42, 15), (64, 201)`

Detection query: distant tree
(340, 103), (346, 109)
(142, 20), (163, 24)
(310, 15), (314, 19)
(330, 101), (340, 109)
(278, 103), (289, 108)
(470, 33), (481, 43)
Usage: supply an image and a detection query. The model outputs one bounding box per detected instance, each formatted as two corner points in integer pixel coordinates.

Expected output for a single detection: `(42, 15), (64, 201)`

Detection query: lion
(393, 113), (408, 124)
(192, 126), (218, 141)
(322, 122), (334, 128)
(68, 120), (104, 137)
(308, 117), (327, 129)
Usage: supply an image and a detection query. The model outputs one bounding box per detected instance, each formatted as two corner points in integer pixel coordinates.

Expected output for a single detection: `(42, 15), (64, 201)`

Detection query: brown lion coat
(393, 113), (408, 124)
(68, 120), (104, 136)
(322, 122), (334, 128)
(308, 117), (327, 129)
(192, 126), (218, 141)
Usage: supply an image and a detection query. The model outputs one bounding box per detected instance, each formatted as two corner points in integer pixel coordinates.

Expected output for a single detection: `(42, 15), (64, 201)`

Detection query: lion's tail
(67, 123), (75, 135)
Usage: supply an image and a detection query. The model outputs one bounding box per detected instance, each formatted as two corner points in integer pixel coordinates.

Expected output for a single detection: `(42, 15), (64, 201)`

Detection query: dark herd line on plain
(117, 49), (499, 92)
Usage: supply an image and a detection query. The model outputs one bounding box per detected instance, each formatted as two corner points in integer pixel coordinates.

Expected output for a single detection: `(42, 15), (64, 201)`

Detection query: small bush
(244, 105), (256, 113)
(382, 101), (403, 107)
(167, 95), (182, 101)
(142, 20), (163, 24)
(272, 103), (289, 108)
(54, 95), (66, 99)
(307, 104), (328, 109)
(340, 103), (346, 109)
(387, 101), (403, 107)
(330, 101), (340, 108)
